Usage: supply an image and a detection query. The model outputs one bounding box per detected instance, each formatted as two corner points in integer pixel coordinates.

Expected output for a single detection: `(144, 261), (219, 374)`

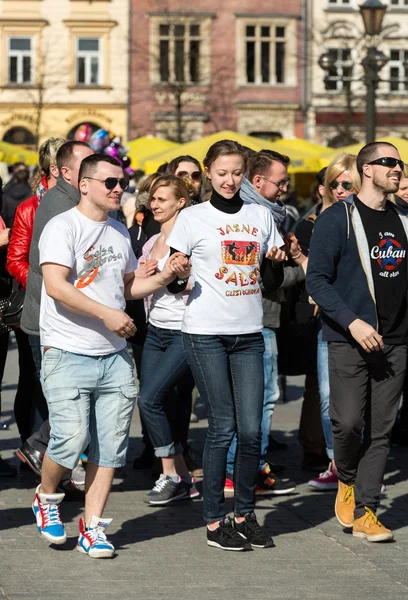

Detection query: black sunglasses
(83, 177), (129, 191)
(367, 157), (404, 170)
(177, 170), (201, 182)
(329, 181), (353, 191)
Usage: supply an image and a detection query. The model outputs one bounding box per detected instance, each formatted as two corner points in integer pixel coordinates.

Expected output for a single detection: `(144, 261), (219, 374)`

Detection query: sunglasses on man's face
(329, 180), (353, 191)
(367, 157), (404, 170)
(177, 170), (201, 182)
(83, 177), (129, 191)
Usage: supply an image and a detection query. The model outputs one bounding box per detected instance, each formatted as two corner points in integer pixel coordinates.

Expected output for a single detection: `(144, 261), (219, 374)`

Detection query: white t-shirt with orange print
(167, 201), (283, 335)
(39, 207), (138, 355)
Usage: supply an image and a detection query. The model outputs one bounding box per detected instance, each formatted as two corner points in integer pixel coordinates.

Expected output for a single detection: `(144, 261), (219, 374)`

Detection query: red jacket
(6, 177), (48, 289)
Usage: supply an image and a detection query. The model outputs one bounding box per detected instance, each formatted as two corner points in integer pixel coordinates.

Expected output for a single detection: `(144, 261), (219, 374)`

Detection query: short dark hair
(356, 142), (398, 177)
(247, 149), (290, 182)
(56, 141), (90, 172)
(78, 153), (122, 185)
(166, 155), (202, 175)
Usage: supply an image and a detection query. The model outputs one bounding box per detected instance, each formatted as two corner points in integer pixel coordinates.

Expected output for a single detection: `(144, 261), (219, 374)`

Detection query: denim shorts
(40, 347), (137, 470)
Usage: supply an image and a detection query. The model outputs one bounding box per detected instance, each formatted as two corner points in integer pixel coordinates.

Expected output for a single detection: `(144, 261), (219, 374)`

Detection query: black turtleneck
(210, 188), (243, 214)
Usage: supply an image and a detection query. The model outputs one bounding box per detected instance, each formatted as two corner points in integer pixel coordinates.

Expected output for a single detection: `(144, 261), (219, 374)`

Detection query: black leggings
(14, 328), (48, 443)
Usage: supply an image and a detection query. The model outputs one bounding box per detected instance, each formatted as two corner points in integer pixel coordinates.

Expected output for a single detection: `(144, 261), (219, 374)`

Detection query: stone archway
(3, 126), (37, 148)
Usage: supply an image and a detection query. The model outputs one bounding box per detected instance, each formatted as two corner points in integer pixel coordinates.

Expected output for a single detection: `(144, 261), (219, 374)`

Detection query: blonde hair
(32, 137), (66, 192)
(149, 175), (190, 210)
(391, 163), (408, 204)
(323, 154), (361, 208)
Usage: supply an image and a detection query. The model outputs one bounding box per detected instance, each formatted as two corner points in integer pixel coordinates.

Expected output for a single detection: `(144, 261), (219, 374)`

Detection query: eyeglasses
(177, 170), (201, 182)
(367, 157), (404, 170)
(261, 176), (291, 190)
(329, 181), (354, 191)
(83, 177), (129, 191)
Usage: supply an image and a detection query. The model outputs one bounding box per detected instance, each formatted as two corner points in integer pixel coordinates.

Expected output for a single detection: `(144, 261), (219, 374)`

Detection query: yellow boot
(353, 508), (393, 542)
(335, 481), (355, 528)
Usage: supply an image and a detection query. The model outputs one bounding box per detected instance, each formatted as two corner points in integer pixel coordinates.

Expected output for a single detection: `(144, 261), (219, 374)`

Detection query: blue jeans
(138, 325), (192, 457)
(317, 328), (333, 459)
(227, 327), (280, 474)
(41, 347), (137, 469)
(183, 332), (265, 523)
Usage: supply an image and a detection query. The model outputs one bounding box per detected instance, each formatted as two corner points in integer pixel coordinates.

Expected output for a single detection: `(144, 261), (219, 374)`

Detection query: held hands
(135, 258), (158, 278)
(162, 252), (191, 282)
(348, 319), (384, 353)
(102, 308), (137, 338)
(265, 246), (287, 262)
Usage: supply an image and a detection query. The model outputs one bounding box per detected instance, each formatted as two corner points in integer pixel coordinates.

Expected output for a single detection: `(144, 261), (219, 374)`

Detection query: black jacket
(1, 182), (32, 228)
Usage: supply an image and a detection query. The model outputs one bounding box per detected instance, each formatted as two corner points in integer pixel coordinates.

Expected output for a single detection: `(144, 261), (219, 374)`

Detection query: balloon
(89, 128), (111, 151)
(74, 123), (92, 143)
(125, 166), (135, 178)
(121, 156), (132, 169)
(103, 142), (121, 159)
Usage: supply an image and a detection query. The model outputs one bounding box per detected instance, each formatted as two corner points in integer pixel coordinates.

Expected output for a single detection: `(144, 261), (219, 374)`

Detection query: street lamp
(318, 0), (388, 144)
(359, 0), (388, 143)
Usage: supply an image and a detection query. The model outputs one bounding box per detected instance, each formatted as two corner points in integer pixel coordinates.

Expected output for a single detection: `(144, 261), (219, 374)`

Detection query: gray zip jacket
(21, 177), (80, 336)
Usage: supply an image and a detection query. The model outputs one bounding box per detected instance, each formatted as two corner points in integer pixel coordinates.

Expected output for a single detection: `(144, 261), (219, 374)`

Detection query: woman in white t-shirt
(167, 139), (286, 551)
(138, 175), (199, 506)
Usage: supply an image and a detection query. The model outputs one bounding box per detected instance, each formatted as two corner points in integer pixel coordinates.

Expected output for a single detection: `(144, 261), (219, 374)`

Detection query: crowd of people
(0, 135), (408, 556)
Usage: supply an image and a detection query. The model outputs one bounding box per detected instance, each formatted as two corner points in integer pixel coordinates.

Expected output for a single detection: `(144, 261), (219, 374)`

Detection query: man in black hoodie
(2, 163), (32, 227)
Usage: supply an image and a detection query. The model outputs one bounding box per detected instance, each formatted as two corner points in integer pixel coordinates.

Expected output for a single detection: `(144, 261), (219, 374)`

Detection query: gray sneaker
(144, 474), (188, 505)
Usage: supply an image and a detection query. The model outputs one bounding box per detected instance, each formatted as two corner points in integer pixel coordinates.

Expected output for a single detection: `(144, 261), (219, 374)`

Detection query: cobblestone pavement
(1, 338), (408, 600)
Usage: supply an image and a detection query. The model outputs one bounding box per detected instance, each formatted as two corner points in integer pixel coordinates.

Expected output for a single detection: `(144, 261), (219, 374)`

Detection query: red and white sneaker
(308, 463), (339, 490)
(224, 476), (234, 495)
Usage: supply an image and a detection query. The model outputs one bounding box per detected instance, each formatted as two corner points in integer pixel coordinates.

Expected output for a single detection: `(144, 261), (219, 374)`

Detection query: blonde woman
(322, 153), (361, 210)
(308, 154), (361, 491)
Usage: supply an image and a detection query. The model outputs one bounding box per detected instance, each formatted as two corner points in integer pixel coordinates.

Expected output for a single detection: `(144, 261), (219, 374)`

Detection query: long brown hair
(31, 137), (66, 192)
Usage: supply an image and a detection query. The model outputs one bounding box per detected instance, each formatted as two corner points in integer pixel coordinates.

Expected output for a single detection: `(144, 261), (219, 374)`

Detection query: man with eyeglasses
(32, 153), (190, 558)
(307, 141), (408, 542)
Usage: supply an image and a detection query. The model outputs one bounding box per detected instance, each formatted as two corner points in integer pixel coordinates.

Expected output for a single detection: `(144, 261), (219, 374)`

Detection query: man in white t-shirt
(32, 153), (190, 559)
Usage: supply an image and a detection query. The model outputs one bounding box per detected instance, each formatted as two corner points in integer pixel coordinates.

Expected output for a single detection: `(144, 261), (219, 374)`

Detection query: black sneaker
(207, 517), (252, 551)
(144, 474), (188, 505)
(234, 512), (274, 549)
(256, 465), (296, 496)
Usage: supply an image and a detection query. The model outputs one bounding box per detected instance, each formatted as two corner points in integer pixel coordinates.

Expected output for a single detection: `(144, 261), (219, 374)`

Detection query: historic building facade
(129, 0), (304, 142)
(0, 0), (129, 148)
(307, 0), (408, 146)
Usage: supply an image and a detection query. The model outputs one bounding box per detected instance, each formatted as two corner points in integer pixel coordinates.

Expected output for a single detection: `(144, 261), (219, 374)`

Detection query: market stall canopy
(0, 141), (37, 166)
(142, 130), (322, 174)
(275, 138), (329, 156)
(126, 136), (179, 169)
(319, 136), (408, 167)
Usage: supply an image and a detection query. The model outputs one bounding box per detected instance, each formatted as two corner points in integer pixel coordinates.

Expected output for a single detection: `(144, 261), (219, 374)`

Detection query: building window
(389, 0), (408, 6)
(326, 0), (353, 6)
(244, 24), (287, 85)
(389, 49), (408, 91)
(157, 22), (201, 84)
(8, 37), (33, 85)
(324, 48), (353, 91)
(76, 38), (101, 85)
